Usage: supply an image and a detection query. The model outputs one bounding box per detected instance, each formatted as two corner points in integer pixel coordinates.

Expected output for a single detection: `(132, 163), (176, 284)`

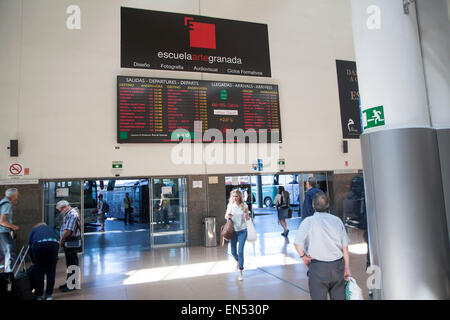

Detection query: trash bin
(204, 216), (217, 247)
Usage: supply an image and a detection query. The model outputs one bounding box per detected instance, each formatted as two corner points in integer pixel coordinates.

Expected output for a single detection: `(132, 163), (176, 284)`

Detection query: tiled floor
(50, 213), (369, 300)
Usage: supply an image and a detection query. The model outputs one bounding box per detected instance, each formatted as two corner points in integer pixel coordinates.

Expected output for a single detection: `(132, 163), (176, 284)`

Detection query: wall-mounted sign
(161, 186), (173, 195)
(193, 180), (203, 189)
(277, 158), (285, 171)
(117, 76), (281, 143)
(363, 105), (385, 129)
(257, 159), (263, 172)
(121, 7), (271, 77)
(56, 188), (69, 198)
(208, 176), (218, 184)
(8, 163), (23, 178)
(112, 161), (123, 169)
(336, 60), (362, 139)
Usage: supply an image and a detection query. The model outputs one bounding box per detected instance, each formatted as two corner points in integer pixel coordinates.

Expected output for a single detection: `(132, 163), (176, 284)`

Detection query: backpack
(280, 191), (290, 208)
(102, 201), (109, 213)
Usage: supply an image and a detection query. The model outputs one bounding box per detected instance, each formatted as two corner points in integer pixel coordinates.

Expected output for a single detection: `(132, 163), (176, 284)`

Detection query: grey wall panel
(437, 129), (450, 245)
(361, 128), (450, 299)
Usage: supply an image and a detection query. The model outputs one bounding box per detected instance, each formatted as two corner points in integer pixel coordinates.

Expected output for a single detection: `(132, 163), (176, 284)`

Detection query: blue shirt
(0, 197), (13, 233)
(28, 224), (59, 246)
(301, 187), (321, 220)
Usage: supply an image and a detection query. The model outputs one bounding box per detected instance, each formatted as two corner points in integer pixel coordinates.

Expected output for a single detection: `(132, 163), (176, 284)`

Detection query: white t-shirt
(226, 203), (248, 232)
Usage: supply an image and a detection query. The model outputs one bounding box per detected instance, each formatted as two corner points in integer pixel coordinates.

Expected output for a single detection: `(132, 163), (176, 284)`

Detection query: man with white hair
(0, 188), (19, 272)
(55, 199), (81, 293)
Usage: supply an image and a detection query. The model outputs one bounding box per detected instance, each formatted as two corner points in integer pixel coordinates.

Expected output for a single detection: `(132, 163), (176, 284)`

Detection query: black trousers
(124, 208), (133, 224)
(30, 242), (59, 297)
(63, 247), (79, 281)
(307, 259), (346, 300)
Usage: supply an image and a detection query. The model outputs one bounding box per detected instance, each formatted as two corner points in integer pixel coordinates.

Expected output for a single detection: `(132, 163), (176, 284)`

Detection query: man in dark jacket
(301, 177), (322, 220)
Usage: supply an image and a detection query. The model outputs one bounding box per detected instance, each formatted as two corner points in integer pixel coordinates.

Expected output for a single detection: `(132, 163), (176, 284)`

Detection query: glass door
(150, 177), (188, 247)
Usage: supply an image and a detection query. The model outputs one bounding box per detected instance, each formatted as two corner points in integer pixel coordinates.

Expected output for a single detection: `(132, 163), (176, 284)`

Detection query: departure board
(117, 76), (281, 143)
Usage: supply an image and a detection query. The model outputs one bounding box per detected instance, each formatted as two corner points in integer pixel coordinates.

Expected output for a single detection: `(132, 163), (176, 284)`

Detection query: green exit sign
(363, 105), (385, 129)
(112, 161), (123, 169)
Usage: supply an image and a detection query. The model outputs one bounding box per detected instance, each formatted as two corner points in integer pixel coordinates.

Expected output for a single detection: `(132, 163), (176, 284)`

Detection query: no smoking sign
(8, 163), (24, 178)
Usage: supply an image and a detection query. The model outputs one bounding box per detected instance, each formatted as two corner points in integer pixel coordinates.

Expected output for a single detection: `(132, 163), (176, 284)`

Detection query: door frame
(149, 176), (188, 248)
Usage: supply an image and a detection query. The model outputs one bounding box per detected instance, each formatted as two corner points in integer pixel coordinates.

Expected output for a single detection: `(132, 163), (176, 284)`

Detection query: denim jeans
(230, 229), (247, 270)
(0, 232), (17, 272)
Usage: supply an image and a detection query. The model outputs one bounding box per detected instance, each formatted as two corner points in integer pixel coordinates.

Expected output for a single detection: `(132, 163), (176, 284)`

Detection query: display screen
(117, 76), (281, 143)
(121, 7), (271, 77)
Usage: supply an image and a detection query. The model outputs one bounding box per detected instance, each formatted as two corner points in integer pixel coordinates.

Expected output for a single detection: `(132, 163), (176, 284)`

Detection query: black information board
(117, 76), (281, 143)
(121, 7), (271, 77)
(336, 60), (361, 139)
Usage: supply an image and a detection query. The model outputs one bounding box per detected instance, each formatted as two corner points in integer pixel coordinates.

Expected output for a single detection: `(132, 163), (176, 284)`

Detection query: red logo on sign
(185, 17), (216, 49)
(9, 163), (23, 175)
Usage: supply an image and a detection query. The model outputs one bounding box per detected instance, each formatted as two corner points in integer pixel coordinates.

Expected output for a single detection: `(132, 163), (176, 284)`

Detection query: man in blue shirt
(28, 223), (59, 300)
(301, 177), (322, 220)
(0, 188), (19, 272)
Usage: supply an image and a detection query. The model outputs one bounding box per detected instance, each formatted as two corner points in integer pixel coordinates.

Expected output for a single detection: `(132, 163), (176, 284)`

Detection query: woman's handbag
(246, 220), (257, 242)
(220, 219), (234, 246)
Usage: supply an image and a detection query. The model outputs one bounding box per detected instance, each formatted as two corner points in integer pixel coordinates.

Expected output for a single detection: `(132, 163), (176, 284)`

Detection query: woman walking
(274, 186), (290, 237)
(225, 189), (250, 281)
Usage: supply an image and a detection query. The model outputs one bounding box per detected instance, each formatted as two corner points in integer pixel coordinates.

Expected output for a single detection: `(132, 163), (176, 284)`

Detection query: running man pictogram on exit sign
(363, 105), (385, 129)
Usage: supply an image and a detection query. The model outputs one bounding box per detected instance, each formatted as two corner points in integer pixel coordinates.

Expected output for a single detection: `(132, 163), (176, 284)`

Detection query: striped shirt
(60, 207), (81, 238)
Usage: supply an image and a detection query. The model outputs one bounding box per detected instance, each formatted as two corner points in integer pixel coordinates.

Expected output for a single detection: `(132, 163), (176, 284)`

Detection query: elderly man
(55, 200), (81, 293)
(294, 191), (351, 300)
(301, 176), (322, 220)
(0, 188), (20, 272)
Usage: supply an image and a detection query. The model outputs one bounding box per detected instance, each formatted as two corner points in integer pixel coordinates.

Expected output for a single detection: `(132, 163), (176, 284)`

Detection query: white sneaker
(238, 273), (243, 281)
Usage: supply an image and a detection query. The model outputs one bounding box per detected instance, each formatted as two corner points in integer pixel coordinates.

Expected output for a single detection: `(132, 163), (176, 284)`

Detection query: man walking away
(294, 192), (352, 300)
(0, 188), (19, 272)
(301, 176), (322, 220)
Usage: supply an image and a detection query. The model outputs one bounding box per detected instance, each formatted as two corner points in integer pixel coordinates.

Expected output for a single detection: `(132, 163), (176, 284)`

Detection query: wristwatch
(300, 253), (305, 258)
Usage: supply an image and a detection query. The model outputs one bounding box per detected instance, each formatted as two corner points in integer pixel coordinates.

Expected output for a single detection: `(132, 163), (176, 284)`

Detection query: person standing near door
(159, 193), (170, 229)
(225, 189), (250, 281)
(56, 200), (81, 293)
(123, 193), (133, 226)
(301, 176), (322, 220)
(0, 188), (19, 272)
(97, 194), (105, 232)
(274, 186), (290, 237)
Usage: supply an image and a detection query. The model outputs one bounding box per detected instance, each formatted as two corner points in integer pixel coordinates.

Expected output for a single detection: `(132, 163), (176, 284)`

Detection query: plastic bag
(345, 277), (364, 300)
(246, 220), (257, 242)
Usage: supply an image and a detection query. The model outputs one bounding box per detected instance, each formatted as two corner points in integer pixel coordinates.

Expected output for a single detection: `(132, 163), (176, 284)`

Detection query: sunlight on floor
(348, 242), (368, 254)
(122, 254), (300, 285)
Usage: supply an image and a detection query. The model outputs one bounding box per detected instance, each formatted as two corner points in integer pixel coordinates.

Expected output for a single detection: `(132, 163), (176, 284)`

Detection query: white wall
(0, 0), (362, 180)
